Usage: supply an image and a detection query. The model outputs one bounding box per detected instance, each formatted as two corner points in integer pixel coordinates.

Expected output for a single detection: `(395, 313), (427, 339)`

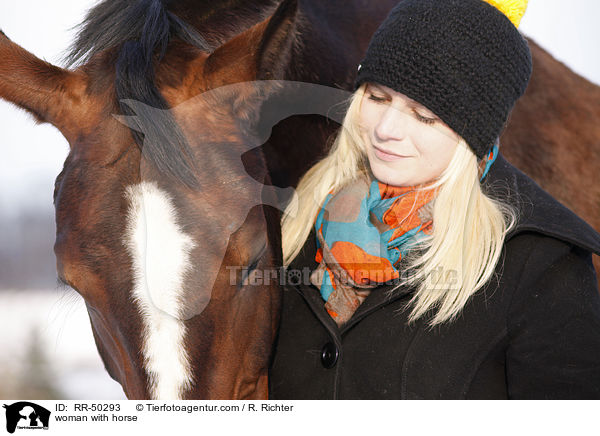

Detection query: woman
(268, 0), (600, 399)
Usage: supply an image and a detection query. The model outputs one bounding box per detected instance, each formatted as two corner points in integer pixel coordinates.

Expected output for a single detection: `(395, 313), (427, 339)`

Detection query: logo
(3, 402), (50, 434)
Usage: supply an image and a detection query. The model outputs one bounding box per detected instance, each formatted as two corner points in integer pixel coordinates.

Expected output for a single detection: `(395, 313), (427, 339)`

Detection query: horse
(1, 0), (599, 400)
(0, 0), (400, 399)
(500, 38), (600, 280)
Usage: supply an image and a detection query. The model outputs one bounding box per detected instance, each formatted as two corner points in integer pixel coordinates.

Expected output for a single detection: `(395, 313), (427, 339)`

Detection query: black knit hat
(355, 0), (532, 159)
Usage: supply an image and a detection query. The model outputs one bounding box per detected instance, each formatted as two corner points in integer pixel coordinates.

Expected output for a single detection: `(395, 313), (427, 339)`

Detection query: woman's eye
(368, 91), (437, 125)
(414, 111), (436, 125)
(368, 93), (387, 103)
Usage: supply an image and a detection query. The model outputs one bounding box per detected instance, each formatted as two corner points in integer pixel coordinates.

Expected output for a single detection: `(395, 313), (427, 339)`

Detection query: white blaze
(124, 181), (196, 399)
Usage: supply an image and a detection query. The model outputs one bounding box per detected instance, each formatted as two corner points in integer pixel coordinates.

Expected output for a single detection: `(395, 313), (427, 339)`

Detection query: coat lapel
(287, 151), (600, 328)
(287, 229), (341, 334)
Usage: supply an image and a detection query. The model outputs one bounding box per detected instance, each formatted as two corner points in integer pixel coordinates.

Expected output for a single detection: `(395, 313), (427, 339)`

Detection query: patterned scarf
(311, 142), (499, 326)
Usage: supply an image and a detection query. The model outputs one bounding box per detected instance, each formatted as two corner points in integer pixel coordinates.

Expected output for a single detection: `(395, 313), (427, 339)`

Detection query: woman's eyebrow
(413, 103), (435, 115)
(406, 97), (435, 115)
(402, 95), (429, 111)
(368, 84), (388, 94)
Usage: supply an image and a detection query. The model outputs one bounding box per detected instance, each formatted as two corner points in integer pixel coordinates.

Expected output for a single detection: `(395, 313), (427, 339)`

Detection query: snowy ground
(0, 289), (126, 399)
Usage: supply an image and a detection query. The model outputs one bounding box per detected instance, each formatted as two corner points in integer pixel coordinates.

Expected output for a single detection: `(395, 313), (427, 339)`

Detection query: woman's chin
(370, 166), (412, 186)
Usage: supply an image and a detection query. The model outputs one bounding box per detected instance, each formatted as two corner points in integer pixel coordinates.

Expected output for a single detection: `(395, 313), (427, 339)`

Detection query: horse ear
(254, 0), (299, 80)
(203, 0), (298, 87)
(0, 31), (90, 144)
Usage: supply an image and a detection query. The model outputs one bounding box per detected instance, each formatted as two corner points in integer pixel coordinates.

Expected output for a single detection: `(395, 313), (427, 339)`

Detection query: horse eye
(238, 244), (267, 289)
(237, 258), (262, 291)
(240, 258), (260, 285)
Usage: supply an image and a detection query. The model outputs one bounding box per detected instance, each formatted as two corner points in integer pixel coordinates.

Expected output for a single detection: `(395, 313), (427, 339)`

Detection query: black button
(320, 342), (339, 368)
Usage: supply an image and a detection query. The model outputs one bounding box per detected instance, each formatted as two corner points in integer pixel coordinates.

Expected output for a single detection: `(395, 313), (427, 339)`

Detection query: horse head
(0, 0), (361, 399)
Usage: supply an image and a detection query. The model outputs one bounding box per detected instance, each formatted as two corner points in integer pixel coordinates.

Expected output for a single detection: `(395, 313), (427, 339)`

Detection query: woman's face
(358, 83), (460, 186)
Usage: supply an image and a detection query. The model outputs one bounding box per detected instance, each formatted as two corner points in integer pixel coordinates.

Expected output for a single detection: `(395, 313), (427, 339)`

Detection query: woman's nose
(374, 104), (408, 141)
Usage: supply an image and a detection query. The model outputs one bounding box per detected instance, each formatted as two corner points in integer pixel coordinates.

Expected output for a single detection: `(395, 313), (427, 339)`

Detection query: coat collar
(484, 152), (600, 255)
(288, 152), (600, 333)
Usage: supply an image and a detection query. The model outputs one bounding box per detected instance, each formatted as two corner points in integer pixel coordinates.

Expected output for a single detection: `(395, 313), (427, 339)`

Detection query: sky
(0, 0), (599, 215)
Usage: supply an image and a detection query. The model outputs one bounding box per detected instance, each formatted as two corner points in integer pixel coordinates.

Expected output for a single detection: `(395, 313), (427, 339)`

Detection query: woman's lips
(372, 144), (411, 161)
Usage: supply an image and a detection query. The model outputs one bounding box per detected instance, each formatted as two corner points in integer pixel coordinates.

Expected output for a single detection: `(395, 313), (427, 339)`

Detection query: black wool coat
(268, 153), (600, 399)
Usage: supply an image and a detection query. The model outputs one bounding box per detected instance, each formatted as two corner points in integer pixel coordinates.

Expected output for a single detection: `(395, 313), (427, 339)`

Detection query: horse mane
(64, 0), (219, 189)
(64, 0), (284, 66)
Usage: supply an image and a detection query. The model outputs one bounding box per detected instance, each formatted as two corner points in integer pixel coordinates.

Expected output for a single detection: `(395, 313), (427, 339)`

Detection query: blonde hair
(281, 83), (519, 328)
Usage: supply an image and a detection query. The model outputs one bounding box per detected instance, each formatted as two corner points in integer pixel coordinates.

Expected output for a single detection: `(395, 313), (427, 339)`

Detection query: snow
(0, 289), (126, 399)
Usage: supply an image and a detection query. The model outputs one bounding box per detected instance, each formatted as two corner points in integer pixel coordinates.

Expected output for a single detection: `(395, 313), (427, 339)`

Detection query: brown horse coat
(269, 152), (600, 399)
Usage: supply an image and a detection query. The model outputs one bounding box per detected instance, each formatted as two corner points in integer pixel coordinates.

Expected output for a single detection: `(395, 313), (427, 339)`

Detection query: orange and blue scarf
(311, 142), (498, 326)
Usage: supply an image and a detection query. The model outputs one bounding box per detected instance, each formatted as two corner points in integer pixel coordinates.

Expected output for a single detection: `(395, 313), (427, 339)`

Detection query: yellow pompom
(482, 0), (528, 28)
